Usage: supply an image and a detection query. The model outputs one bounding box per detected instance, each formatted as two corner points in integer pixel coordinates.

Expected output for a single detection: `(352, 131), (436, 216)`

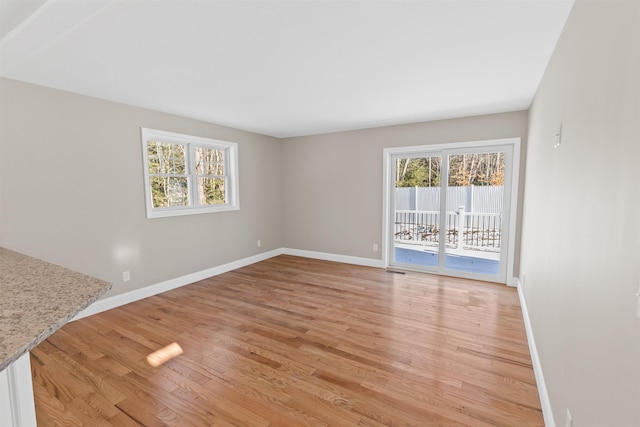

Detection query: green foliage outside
(396, 152), (504, 188)
(396, 156), (441, 187)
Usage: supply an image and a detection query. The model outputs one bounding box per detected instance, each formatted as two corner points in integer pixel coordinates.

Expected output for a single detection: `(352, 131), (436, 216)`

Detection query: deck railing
(394, 207), (502, 252)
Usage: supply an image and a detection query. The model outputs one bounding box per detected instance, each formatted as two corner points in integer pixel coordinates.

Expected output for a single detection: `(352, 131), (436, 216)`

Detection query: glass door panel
(443, 150), (507, 279)
(392, 155), (441, 270)
(388, 144), (513, 283)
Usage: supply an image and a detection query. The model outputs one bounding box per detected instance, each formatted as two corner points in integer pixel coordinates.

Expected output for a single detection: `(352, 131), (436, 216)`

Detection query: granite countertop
(0, 247), (112, 371)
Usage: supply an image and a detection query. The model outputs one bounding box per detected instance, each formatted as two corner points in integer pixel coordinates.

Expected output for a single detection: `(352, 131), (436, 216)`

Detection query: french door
(385, 140), (518, 283)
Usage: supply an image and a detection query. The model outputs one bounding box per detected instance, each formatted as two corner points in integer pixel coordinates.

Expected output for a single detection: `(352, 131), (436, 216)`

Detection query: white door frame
(382, 137), (521, 285)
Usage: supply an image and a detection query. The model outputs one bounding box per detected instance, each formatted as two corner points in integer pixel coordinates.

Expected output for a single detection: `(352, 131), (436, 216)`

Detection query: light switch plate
(554, 124), (563, 148)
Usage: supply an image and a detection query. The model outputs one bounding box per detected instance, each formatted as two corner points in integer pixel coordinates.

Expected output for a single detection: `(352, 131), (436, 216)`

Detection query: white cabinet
(0, 353), (37, 427)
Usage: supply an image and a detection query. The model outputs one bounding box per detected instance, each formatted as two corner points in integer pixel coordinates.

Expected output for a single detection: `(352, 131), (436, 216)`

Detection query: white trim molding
(74, 248), (283, 320)
(76, 248), (384, 320)
(516, 278), (555, 427)
(281, 248), (384, 268)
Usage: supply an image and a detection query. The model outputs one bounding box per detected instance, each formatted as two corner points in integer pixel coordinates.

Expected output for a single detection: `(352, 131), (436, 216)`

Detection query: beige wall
(521, 0), (640, 425)
(0, 78), (283, 298)
(0, 79), (528, 297)
(281, 112), (528, 272)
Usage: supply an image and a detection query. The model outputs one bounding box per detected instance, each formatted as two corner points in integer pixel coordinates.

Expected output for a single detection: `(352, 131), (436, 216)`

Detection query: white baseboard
(281, 248), (384, 268)
(74, 248), (283, 320)
(75, 248), (383, 320)
(516, 279), (555, 427)
(75, 247), (384, 320)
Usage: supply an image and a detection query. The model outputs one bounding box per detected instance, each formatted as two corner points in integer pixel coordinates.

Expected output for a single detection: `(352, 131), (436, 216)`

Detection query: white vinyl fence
(395, 186), (504, 213)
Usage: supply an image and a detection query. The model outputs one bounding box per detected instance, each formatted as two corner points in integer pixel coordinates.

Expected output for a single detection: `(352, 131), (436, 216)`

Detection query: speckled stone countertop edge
(0, 283), (111, 372)
(0, 247), (113, 373)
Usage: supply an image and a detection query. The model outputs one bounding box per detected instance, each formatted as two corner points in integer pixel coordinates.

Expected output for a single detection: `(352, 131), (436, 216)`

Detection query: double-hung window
(141, 128), (239, 218)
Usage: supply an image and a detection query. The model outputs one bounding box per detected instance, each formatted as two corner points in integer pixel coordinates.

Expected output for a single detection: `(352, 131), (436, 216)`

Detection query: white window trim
(141, 128), (239, 219)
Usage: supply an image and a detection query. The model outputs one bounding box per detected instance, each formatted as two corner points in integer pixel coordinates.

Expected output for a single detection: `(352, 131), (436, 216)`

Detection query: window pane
(194, 146), (225, 176)
(147, 150), (161, 174)
(447, 152), (504, 186)
(197, 177), (226, 205)
(150, 176), (189, 208)
(147, 141), (186, 174)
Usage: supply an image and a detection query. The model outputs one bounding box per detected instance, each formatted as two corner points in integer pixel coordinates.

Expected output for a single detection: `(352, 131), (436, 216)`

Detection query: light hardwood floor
(31, 255), (543, 426)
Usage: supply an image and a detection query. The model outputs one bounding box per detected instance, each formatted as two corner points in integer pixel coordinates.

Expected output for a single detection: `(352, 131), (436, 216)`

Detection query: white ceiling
(0, 0), (574, 138)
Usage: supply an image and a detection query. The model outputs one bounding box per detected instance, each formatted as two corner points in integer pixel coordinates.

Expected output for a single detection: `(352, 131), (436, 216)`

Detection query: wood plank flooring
(30, 255), (543, 426)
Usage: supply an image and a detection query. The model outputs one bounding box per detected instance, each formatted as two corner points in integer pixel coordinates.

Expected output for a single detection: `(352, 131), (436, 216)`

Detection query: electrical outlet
(257, 240), (262, 248)
(123, 271), (131, 282)
(373, 243), (378, 252)
(565, 408), (573, 427)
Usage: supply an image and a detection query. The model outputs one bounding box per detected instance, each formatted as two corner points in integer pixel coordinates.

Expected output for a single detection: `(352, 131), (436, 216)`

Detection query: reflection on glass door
(390, 146), (513, 283)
